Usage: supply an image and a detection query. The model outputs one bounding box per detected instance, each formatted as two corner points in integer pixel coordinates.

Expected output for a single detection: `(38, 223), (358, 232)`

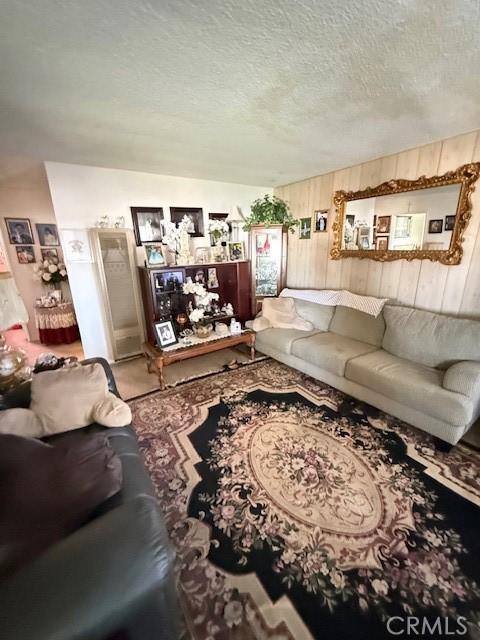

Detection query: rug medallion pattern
(130, 360), (480, 639)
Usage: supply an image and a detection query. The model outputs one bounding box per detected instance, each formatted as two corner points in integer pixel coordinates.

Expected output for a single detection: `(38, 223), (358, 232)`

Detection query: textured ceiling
(0, 0), (479, 186)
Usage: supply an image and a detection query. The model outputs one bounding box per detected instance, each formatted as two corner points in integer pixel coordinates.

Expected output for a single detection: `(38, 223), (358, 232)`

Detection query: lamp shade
(226, 207), (245, 223)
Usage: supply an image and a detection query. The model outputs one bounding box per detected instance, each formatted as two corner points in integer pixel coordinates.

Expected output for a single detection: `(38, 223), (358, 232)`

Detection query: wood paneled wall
(274, 130), (480, 317)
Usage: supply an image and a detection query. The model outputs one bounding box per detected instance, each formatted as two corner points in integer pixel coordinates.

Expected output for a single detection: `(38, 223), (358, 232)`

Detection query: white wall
(0, 157), (63, 340)
(45, 161), (272, 360)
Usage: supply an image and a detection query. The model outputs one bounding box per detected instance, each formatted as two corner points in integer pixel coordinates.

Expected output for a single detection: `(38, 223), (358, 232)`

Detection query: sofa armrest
(252, 316), (271, 332)
(443, 361), (480, 398)
(0, 497), (178, 640)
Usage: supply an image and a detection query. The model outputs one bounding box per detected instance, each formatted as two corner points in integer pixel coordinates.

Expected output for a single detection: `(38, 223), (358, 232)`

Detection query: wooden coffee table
(142, 330), (256, 390)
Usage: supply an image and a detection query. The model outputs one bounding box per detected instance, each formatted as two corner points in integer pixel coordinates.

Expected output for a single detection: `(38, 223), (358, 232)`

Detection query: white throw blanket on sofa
(280, 288), (388, 318)
(252, 297), (314, 332)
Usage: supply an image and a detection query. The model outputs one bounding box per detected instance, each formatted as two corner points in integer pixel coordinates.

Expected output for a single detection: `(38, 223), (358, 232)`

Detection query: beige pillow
(258, 297), (314, 331)
(93, 392), (132, 427)
(0, 408), (42, 438)
(31, 364), (109, 435)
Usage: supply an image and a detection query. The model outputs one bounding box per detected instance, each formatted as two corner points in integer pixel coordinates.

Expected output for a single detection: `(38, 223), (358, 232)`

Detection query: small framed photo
(228, 241), (245, 261)
(313, 209), (328, 232)
(16, 246), (36, 264)
(36, 223), (60, 246)
(207, 267), (219, 288)
(375, 236), (389, 251)
(428, 219), (443, 234)
(376, 216), (391, 234)
(445, 215), (455, 231)
(154, 319), (178, 348)
(5, 218), (34, 244)
(170, 207), (204, 237)
(60, 229), (93, 263)
(41, 248), (59, 261)
(130, 207), (164, 246)
(195, 247), (211, 264)
(299, 217), (311, 239)
(145, 244), (166, 267)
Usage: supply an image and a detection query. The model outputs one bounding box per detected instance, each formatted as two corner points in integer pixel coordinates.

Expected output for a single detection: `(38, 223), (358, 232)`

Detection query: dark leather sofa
(0, 358), (179, 640)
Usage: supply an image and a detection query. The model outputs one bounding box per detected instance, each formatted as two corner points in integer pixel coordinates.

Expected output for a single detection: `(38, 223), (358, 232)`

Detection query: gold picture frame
(330, 163), (480, 265)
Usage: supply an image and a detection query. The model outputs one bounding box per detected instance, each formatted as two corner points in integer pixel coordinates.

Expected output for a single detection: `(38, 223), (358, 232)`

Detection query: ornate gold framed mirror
(330, 163), (480, 265)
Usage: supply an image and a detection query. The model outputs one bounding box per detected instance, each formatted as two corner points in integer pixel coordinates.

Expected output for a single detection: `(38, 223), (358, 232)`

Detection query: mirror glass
(341, 183), (461, 252)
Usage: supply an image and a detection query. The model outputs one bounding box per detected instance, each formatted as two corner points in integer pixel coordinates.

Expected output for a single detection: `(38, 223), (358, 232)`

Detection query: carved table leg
(157, 357), (166, 391)
(250, 336), (256, 361)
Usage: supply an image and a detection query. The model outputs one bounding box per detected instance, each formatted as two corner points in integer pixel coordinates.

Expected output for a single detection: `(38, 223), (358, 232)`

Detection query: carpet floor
(129, 360), (480, 640)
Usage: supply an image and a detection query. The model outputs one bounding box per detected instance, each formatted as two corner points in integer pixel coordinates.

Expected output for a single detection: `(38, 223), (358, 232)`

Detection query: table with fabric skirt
(34, 302), (80, 345)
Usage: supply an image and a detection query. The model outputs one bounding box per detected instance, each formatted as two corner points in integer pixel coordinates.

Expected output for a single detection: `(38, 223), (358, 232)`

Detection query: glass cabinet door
(254, 227), (282, 297)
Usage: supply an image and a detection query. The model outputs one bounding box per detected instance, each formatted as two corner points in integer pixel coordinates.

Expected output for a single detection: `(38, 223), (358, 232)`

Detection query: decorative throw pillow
(253, 297), (314, 332)
(0, 408), (42, 437)
(29, 363), (132, 435)
(0, 431), (122, 577)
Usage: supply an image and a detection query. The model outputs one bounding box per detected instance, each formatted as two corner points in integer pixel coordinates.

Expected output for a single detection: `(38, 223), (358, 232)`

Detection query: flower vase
(194, 324), (213, 339)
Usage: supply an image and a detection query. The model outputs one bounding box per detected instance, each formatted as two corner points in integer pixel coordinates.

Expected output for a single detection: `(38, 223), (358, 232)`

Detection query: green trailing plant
(243, 194), (300, 233)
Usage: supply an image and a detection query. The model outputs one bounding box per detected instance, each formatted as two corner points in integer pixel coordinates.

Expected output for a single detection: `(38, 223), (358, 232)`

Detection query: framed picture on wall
(376, 216), (391, 234)
(445, 215), (455, 231)
(375, 236), (389, 251)
(299, 218), (311, 239)
(5, 218), (34, 244)
(428, 219), (443, 234)
(170, 207), (204, 237)
(16, 246), (35, 264)
(36, 223), (60, 246)
(313, 209), (328, 232)
(60, 229), (94, 263)
(130, 207), (164, 246)
(41, 248), (59, 261)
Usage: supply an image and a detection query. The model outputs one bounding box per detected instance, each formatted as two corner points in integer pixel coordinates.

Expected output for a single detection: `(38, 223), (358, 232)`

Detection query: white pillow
(254, 297), (314, 332)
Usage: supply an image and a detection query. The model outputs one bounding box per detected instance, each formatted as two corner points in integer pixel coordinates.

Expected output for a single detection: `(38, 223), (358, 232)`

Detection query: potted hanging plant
(243, 194), (300, 233)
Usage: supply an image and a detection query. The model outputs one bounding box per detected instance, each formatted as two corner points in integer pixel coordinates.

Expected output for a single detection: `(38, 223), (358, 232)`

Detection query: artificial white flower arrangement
(208, 219), (229, 243)
(183, 281), (219, 325)
(162, 215), (193, 253)
(183, 281), (207, 296)
(33, 258), (68, 286)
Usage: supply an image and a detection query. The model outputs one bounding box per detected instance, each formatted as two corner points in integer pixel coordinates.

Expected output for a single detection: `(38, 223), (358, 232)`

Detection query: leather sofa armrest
(443, 361), (480, 398)
(0, 497), (178, 640)
(82, 357), (120, 398)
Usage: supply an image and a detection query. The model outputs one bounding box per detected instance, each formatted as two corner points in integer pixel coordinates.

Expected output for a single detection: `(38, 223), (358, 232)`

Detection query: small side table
(34, 302), (80, 345)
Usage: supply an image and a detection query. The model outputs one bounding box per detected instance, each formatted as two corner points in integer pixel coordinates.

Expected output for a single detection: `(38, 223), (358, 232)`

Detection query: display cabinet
(138, 260), (251, 345)
(249, 224), (287, 315)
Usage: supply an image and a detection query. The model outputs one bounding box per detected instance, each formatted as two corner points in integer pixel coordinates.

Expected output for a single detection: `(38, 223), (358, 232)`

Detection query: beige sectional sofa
(252, 297), (480, 445)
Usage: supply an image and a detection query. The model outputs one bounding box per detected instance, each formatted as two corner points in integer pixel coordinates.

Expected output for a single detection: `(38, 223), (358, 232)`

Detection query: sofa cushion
(255, 328), (320, 355)
(383, 305), (480, 369)
(345, 349), (473, 426)
(329, 306), (385, 346)
(292, 298), (335, 331)
(292, 332), (378, 377)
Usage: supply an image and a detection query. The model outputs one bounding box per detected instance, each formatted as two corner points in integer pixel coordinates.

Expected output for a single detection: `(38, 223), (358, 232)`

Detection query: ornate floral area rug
(129, 360), (480, 640)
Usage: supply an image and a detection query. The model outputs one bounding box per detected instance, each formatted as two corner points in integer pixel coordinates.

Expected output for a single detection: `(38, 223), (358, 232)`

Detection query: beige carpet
(112, 345), (266, 400)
